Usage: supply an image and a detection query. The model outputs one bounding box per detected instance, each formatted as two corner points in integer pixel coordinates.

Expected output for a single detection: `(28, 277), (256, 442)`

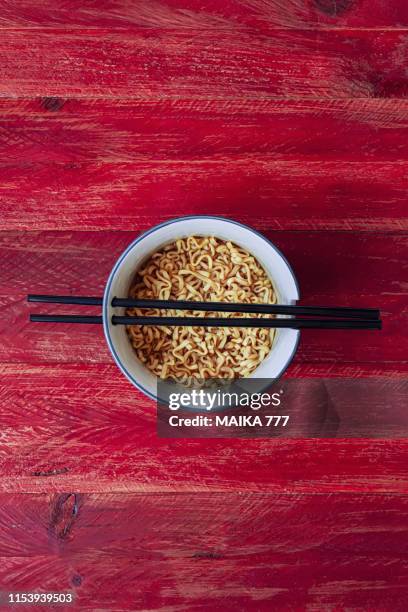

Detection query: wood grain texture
(0, 29), (407, 99)
(2, 230), (405, 364)
(1, 98), (408, 163)
(0, 362), (407, 493)
(1, 97), (407, 232)
(1, 161), (407, 231)
(0, 3), (407, 608)
(0, 0), (407, 30)
(0, 492), (407, 610)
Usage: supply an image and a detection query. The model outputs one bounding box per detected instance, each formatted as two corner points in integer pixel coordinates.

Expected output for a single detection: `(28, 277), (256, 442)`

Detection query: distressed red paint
(0, 1), (407, 609)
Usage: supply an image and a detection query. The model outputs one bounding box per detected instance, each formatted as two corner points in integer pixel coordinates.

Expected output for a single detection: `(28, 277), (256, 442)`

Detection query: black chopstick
(30, 314), (103, 324)
(27, 295), (380, 320)
(28, 294), (103, 306)
(29, 314), (381, 329)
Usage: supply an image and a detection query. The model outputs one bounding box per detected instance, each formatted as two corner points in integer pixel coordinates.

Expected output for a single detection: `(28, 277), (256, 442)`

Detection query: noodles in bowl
(103, 216), (300, 400)
(126, 236), (277, 382)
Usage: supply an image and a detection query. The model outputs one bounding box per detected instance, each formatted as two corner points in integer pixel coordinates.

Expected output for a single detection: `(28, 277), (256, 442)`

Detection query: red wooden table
(0, 1), (407, 610)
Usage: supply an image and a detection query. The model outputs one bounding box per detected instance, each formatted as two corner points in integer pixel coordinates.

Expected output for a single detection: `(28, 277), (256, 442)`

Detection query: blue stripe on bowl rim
(103, 215), (301, 401)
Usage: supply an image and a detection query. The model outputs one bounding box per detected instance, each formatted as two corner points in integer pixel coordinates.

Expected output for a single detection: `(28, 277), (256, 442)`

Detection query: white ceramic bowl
(103, 216), (300, 401)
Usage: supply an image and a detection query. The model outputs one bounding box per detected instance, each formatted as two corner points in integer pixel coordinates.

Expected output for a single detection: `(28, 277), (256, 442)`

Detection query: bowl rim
(103, 215), (301, 400)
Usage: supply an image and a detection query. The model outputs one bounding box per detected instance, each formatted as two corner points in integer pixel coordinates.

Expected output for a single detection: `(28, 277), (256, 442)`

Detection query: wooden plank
(0, 29), (407, 98)
(0, 362), (407, 493)
(2, 230), (405, 365)
(1, 98), (408, 164)
(0, 493), (407, 610)
(0, 160), (407, 231)
(0, 1), (407, 30)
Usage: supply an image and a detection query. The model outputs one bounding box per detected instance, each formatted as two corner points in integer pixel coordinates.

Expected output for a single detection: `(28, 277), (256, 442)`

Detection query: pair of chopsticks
(28, 295), (382, 330)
